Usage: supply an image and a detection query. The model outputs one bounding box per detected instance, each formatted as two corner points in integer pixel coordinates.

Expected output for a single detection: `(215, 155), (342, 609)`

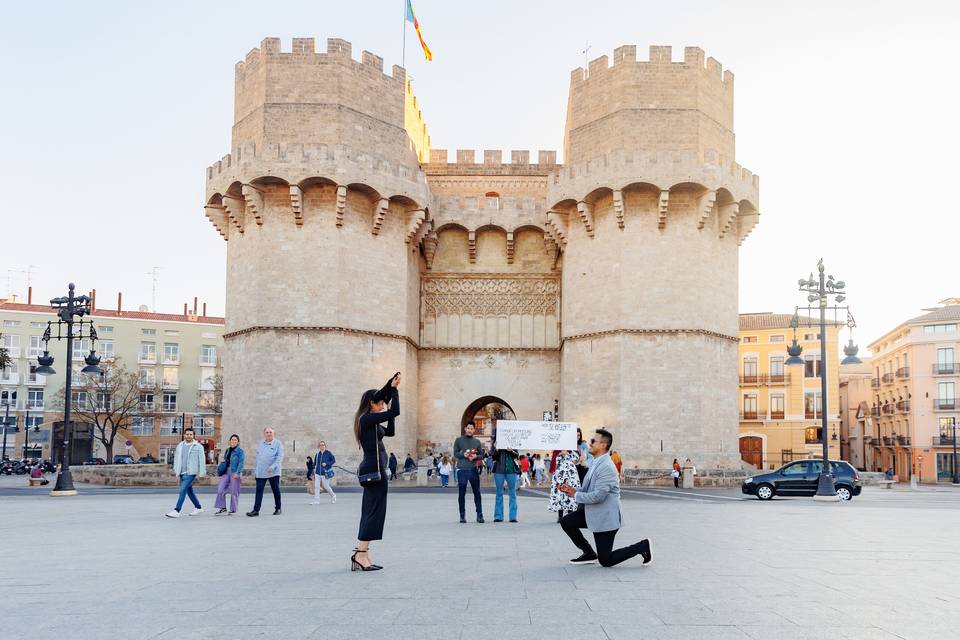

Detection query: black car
(742, 459), (862, 501)
(82, 457), (106, 466)
(113, 455), (136, 464)
(137, 455), (158, 464)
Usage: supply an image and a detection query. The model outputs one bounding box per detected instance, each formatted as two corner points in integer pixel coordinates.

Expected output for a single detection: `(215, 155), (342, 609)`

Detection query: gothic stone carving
(422, 276), (560, 317)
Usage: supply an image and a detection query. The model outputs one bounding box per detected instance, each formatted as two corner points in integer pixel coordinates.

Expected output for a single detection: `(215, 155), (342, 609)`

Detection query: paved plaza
(2, 479), (960, 639)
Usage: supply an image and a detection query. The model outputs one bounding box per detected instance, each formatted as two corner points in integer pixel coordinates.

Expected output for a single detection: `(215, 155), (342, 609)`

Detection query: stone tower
(203, 39), (759, 473)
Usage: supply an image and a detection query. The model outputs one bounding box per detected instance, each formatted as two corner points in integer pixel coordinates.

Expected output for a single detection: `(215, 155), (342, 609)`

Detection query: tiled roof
(739, 312), (842, 331)
(906, 305), (960, 325)
(0, 300), (224, 325)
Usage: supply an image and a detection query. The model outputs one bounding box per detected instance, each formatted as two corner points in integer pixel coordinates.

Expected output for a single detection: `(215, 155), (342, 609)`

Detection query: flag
(406, 0), (433, 61)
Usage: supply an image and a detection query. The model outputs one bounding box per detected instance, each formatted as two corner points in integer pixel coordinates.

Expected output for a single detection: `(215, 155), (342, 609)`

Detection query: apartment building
(738, 313), (842, 470)
(867, 301), (960, 483)
(839, 358), (874, 471)
(0, 291), (223, 463)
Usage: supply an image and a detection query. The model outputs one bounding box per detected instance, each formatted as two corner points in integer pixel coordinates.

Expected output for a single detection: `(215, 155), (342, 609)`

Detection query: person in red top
(519, 454), (531, 488)
(672, 458), (682, 488)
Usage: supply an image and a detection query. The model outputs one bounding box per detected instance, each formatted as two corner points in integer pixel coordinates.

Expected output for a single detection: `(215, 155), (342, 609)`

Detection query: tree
(54, 358), (158, 463)
(197, 372), (223, 414)
(0, 331), (10, 372)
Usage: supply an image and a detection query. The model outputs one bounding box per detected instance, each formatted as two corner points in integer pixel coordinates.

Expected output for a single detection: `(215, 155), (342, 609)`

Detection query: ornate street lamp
(794, 260), (859, 502)
(36, 283), (101, 497)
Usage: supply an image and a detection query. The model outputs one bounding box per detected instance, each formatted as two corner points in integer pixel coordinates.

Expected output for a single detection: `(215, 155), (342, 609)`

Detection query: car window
(830, 462), (848, 474)
(808, 461), (824, 474)
(782, 461), (809, 475)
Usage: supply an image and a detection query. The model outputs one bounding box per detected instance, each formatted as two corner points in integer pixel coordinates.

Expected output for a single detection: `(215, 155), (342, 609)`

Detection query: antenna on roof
(581, 42), (591, 71)
(147, 267), (160, 312)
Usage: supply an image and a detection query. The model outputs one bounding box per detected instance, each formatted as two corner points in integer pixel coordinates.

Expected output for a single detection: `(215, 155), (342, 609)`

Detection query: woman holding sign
(549, 449), (580, 522)
(351, 372), (401, 572)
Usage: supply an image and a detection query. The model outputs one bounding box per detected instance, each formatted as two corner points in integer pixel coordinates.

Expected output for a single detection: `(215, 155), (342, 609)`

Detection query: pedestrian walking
(439, 454), (452, 487)
(353, 372), (401, 572)
(453, 422), (485, 524)
(576, 428), (592, 482)
(519, 453), (531, 488)
(306, 454), (315, 488)
(246, 427), (284, 517)
(214, 434), (244, 515)
(388, 452), (398, 481)
(672, 458), (681, 488)
(549, 449), (580, 523)
(611, 450), (623, 481)
(533, 454), (545, 486)
(165, 427), (207, 518)
(558, 429), (651, 568)
(491, 445), (520, 522)
(311, 439), (337, 504)
(403, 453), (416, 479)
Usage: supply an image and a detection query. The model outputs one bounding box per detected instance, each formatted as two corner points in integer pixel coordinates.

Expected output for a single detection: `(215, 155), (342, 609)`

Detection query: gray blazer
(575, 453), (622, 532)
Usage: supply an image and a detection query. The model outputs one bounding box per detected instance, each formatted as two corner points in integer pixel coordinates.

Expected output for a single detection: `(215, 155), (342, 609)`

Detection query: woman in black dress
(352, 372), (401, 571)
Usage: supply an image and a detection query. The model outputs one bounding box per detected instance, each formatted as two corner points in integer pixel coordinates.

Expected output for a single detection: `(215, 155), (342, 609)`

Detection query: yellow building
(738, 313), (842, 470)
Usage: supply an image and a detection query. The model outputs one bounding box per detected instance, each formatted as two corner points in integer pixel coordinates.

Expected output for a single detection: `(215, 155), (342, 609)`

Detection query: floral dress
(548, 451), (581, 513)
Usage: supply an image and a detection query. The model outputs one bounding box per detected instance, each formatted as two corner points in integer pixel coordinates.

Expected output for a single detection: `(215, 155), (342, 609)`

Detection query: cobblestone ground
(1, 480), (959, 639)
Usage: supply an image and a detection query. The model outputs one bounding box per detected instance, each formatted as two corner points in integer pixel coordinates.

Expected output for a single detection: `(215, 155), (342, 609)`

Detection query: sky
(2, 0), (958, 352)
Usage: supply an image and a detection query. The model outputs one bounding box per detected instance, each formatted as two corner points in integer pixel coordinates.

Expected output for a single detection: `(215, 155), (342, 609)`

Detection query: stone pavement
(1, 482), (959, 639)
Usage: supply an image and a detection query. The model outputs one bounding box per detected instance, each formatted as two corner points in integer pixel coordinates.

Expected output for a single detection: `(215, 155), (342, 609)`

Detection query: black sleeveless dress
(357, 387), (398, 541)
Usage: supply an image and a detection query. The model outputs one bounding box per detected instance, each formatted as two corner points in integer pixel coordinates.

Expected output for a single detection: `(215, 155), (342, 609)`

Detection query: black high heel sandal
(351, 549), (382, 572)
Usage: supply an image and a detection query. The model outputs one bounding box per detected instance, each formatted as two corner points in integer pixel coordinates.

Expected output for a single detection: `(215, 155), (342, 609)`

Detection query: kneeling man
(558, 428), (651, 567)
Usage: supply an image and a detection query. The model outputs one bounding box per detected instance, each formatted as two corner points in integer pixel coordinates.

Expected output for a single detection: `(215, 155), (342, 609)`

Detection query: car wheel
(836, 485), (853, 501)
(756, 483), (774, 500)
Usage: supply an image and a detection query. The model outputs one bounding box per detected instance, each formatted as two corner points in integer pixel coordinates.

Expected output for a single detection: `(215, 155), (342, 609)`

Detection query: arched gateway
(205, 37), (759, 474)
(460, 396), (516, 449)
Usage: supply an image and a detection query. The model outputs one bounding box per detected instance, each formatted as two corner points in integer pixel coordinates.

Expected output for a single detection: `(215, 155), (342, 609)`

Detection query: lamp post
(33, 283), (102, 497)
(952, 417), (958, 485)
(788, 260), (860, 502)
(1, 401), (12, 460)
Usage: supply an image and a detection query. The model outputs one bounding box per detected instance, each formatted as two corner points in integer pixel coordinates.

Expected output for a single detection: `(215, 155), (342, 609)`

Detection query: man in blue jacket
(558, 428), (651, 567)
(247, 427), (284, 517)
(311, 440), (337, 504)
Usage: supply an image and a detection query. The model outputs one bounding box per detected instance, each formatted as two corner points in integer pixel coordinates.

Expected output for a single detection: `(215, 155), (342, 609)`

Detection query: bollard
(417, 462), (430, 487)
(681, 464), (695, 489)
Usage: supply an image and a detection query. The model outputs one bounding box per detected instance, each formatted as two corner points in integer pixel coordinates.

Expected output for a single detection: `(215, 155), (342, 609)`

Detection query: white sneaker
(165, 510), (180, 518)
(188, 507), (203, 516)
(310, 500), (321, 505)
(331, 495), (337, 503)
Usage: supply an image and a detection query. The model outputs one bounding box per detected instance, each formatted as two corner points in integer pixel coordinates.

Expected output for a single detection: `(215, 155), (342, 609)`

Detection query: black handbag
(358, 438), (383, 487)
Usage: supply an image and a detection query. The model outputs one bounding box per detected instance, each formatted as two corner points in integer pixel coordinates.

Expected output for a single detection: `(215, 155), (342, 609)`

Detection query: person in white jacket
(165, 427), (207, 518)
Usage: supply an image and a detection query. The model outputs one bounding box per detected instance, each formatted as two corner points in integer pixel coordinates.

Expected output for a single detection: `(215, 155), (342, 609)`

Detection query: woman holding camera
(352, 372), (401, 572)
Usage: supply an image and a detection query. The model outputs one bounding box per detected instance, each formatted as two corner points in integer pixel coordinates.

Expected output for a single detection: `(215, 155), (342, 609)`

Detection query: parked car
(742, 459), (862, 501)
(137, 454), (158, 464)
(113, 455), (136, 464)
(82, 457), (106, 466)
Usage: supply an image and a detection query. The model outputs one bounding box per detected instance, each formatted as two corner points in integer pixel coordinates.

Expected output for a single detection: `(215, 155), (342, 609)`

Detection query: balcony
(26, 373), (46, 386)
(739, 411), (759, 420)
(895, 367), (910, 379)
(934, 399), (957, 411)
(162, 356), (180, 366)
(881, 373), (895, 384)
(863, 435), (874, 444)
(739, 375), (760, 386)
(138, 379), (157, 389)
(933, 363), (957, 375)
(871, 378), (881, 388)
(160, 403), (177, 413)
(805, 411), (817, 420)
(0, 372), (20, 385)
(25, 400), (44, 411)
(896, 400), (911, 413)
(934, 435), (958, 446)
(882, 404), (896, 415)
(199, 356), (217, 367)
(870, 406), (881, 417)
(897, 435), (911, 446)
(769, 410), (785, 420)
(139, 402), (155, 412)
(161, 380), (179, 390)
(138, 353), (157, 364)
(882, 436), (895, 446)
(767, 373), (789, 385)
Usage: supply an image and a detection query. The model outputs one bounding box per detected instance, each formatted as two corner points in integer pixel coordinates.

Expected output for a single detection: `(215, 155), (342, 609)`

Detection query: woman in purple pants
(214, 434), (245, 514)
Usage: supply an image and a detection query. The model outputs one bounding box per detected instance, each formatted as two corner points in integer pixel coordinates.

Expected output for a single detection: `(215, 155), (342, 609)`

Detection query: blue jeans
(457, 468), (482, 518)
(440, 473), (449, 487)
(494, 472), (518, 521)
(175, 474), (201, 511)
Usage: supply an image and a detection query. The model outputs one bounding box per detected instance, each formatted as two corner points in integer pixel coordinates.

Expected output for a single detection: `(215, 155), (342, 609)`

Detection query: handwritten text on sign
(495, 420), (578, 451)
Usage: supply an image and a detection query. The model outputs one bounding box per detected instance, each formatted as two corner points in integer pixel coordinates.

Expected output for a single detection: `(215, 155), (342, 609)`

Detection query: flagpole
(402, 0), (407, 69)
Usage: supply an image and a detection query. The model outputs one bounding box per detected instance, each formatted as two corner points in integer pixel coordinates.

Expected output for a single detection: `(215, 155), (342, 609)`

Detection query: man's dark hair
(595, 428), (613, 451)
(183, 427), (195, 435)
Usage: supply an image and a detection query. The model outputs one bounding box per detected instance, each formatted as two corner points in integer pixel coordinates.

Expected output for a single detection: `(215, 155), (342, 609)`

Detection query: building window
(131, 416), (154, 436)
(0, 389), (17, 406)
(769, 335), (784, 343)
(25, 415), (42, 429)
(770, 395), (785, 419)
(741, 336), (757, 344)
(162, 367), (178, 388)
(1, 360), (18, 382)
(140, 341), (156, 362)
(163, 343), (180, 364)
(142, 328), (156, 336)
(71, 391), (88, 410)
(29, 321), (46, 328)
(804, 355), (822, 378)
(95, 392), (112, 411)
(804, 391), (823, 419)
(1, 334), (20, 352)
(193, 416), (215, 436)
(200, 345), (217, 366)
(805, 426), (822, 444)
(160, 416), (182, 435)
(140, 392), (155, 412)
(28, 335), (44, 358)
(162, 392), (177, 412)
(139, 368), (156, 387)
(770, 356), (785, 380)
(742, 395), (758, 419)
(924, 324), (958, 334)
(484, 193), (500, 210)
(938, 348), (955, 373)
(939, 417), (956, 436)
(164, 330), (180, 337)
(99, 340), (114, 360)
(99, 325), (114, 333)
(742, 357), (758, 381)
(3, 320), (20, 327)
(71, 338), (91, 360)
(27, 388), (44, 410)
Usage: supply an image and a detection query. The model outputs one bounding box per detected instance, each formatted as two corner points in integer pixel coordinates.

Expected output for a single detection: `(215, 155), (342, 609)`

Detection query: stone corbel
(203, 204), (229, 240)
(372, 198), (389, 235)
(545, 210), (568, 248)
(544, 236), (559, 270)
(405, 209), (427, 244)
(719, 202), (740, 238)
(221, 194), (246, 234)
(697, 190), (716, 230)
(737, 211), (760, 245)
(612, 190), (625, 229)
(422, 231), (439, 270)
(242, 184), (264, 226)
(506, 232), (515, 264)
(468, 231), (477, 263)
(577, 201), (595, 237)
(658, 190), (669, 230)
(335, 185), (347, 227)
(289, 185), (304, 226)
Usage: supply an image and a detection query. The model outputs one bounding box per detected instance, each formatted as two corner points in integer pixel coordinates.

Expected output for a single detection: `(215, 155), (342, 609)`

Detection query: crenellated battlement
(235, 37), (406, 83)
(569, 44), (733, 88)
(424, 149), (559, 176)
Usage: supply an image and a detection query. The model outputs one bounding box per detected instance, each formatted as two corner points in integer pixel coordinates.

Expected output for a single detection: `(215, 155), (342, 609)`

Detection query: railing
(162, 356), (180, 365)
(863, 435), (874, 444)
(934, 435), (957, 446)
(871, 378), (881, 388)
(739, 411), (759, 420)
(897, 435), (911, 446)
(896, 367), (910, 379)
(26, 373), (46, 385)
(933, 363), (957, 375)
(805, 411), (816, 419)
(769, 410), (785, 419)
(2, 347), (21, 359)
(161, 381), (179, 390)
(882, 436), (895, 446)
(882, 373), (895, 383)
(896, 400), (910, 413)
(138, 379), (156, 389)
(739, 375), (760, 385)
(767, 373), (789, 385)
(934, 399), (956, 411)
(139, 402), (155, 412)
(138, 353), (157, 364)
(870, 406), (880, 417)
(0, 373), (20, 385)
(160, 403), (177, 412)
(25, 401), (44, 411)
(199, 357), (217, 367)
(882, 405), (896, 415)
(738, 373), (791, 386)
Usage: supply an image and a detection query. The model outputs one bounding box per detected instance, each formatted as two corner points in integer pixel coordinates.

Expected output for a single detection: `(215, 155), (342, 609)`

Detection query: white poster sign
(495, 420), (578, 451)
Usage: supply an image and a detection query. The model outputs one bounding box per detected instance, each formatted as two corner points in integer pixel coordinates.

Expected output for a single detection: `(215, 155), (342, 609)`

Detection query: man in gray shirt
(453, 422), (484, 523)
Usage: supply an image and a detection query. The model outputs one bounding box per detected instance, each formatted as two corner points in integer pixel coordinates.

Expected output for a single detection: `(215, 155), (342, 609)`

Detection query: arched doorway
(739, 435), (763, 469)
(461, 396), (516, 449)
